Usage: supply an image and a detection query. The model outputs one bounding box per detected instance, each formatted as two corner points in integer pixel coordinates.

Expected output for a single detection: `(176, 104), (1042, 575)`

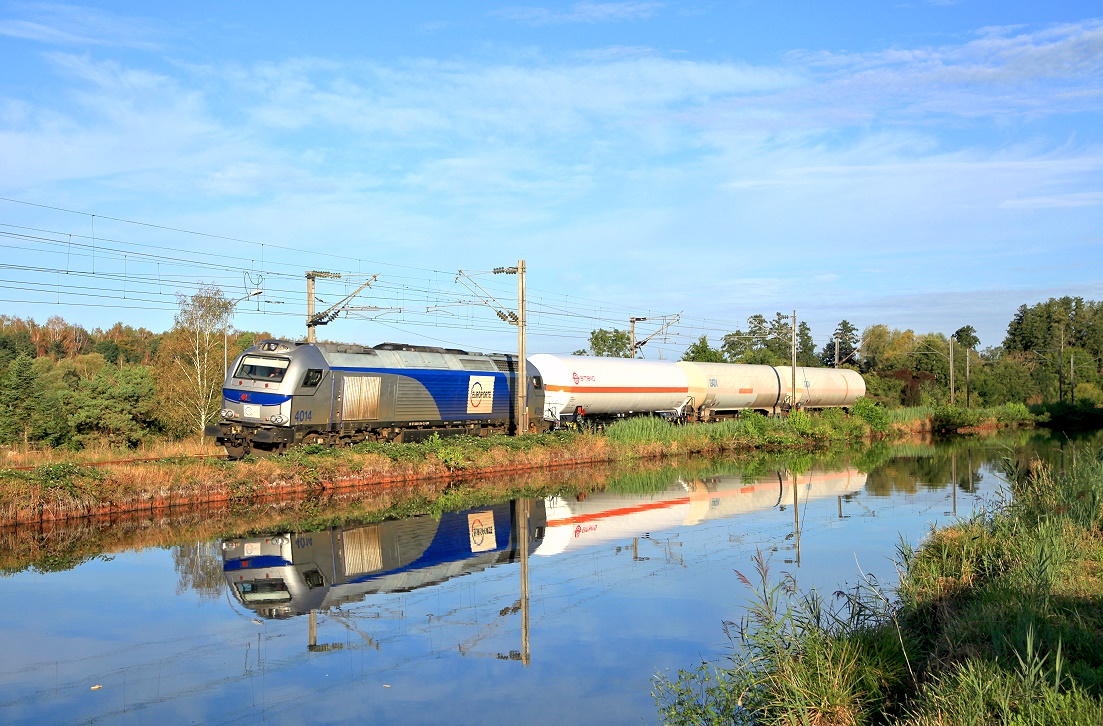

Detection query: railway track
(4, 453), (229, 472)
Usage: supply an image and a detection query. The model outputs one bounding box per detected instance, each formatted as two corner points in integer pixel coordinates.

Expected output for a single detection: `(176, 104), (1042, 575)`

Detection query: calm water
(0, 433), (1086, 724)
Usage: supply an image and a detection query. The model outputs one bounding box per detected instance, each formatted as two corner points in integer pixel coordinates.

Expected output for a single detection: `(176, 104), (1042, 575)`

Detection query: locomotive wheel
(250, 442), (288, 458)
(225, 443), (248, 461)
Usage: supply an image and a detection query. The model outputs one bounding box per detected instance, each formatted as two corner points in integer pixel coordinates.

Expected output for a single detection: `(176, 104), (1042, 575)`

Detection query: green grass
(655, 441), (1103, 724)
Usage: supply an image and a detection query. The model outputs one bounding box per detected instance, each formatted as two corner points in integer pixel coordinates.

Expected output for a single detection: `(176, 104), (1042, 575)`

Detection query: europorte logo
(467, 511), (497, 552)
(467, 375), (495, 414)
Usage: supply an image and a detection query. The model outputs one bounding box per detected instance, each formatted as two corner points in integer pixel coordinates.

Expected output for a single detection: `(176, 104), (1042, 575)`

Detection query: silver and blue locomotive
(205, 340), (547, 459)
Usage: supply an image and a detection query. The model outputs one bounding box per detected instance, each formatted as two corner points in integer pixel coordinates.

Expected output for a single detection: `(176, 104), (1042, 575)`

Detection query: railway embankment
(0, 403), (1035, 528)
(654, 440), (1103, 724)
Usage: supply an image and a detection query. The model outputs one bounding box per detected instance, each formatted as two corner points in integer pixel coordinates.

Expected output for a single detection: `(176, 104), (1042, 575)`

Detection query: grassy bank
(654, 443), (1103, 724)
(0, 409), (881, 526)
(0, 448), (871, 576)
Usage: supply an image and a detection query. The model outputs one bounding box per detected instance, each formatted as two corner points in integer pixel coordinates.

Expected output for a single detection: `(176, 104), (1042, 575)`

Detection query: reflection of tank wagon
(222, 500), (546, 619)
(536, 467), (866, 556)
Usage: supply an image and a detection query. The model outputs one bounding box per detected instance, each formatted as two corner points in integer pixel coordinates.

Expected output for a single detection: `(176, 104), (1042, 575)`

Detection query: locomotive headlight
(270, 415), (287, 425)
(221, 409), (235, 419)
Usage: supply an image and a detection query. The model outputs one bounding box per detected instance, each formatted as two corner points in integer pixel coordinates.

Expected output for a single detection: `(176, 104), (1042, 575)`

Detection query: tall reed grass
(655, 442), (1103, 724)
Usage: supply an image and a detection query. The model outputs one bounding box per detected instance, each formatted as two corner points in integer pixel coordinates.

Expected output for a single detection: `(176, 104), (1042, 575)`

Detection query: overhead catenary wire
(1, 196), (861, 351)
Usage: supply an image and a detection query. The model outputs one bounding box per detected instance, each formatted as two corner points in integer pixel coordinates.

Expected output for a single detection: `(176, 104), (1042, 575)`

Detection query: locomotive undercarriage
(211, 418), (520, 460)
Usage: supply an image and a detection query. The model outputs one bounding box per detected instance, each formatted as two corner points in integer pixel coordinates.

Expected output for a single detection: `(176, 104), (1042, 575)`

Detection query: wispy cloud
(495, 2), (662, 26)
(0, 2), (161, 48)
(1001, 192), (1103, 209)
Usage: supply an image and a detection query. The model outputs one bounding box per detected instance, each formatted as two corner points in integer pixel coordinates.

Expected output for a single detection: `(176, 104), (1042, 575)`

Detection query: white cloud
(0, 2), (161, 48)
(495, 2), (662, 26)
(1001, 192), (1103, 209)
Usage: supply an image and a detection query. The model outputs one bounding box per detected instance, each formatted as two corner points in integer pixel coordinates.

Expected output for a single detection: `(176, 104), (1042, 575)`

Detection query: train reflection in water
(539, 466), (866, 558)
(222, 466), (866, 620)
(222, 500), (546, 620)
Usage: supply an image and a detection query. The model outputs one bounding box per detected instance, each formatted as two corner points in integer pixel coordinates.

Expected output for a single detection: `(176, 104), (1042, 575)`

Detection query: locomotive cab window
(532, 376), (542, 389)
(234, 355), (290, 382)
(302, 369), (324, 388)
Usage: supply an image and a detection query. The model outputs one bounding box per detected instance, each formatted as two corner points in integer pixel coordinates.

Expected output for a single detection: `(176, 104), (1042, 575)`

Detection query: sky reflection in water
(0, 435), (1068, 724)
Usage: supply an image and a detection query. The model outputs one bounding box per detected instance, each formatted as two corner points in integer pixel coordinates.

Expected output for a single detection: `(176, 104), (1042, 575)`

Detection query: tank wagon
(207, 341), (865, 458)
(532, 354), (865, 424)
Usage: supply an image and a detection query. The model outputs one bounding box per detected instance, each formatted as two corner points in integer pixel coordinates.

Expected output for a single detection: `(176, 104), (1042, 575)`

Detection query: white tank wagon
(678, 362), (785, 416)
(529, 353), (689, 424)
(774, 366), (866, 410)
(678, 361), (866, 420)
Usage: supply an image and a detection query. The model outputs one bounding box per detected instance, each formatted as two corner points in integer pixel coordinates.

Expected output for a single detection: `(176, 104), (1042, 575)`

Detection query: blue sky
(1, 1), (1101, 357)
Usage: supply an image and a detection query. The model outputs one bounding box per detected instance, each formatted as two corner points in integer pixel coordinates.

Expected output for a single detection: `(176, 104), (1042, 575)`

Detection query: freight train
(205, 339), (865, 459)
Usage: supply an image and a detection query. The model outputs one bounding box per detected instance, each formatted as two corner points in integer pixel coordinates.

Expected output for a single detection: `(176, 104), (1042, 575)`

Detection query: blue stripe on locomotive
(222, 390), (293, 405)
(223, 554), (292, 571)
(332, 366), (513, 421)
(346, 504), (513, 584)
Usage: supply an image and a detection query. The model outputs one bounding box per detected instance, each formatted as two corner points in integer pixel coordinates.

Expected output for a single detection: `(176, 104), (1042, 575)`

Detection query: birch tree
(155, 284), (231, 436)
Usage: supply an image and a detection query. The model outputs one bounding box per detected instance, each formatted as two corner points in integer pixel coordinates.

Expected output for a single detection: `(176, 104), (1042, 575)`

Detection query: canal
(0, 432), (1083, 723)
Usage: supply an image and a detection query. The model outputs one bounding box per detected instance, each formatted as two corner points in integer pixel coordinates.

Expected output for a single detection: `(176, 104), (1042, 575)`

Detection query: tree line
(0, 294), (1099, 450)
(0, 285), (270, 449)
(576, 297), (1103, 409)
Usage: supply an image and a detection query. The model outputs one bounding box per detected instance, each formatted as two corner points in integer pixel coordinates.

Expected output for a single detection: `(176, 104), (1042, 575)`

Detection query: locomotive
(222, 499), (546, 619)
(205, 339), (865, 459)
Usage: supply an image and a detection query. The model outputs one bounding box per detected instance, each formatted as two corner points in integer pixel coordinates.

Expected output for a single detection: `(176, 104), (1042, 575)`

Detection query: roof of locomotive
(248, 339), (517, 372)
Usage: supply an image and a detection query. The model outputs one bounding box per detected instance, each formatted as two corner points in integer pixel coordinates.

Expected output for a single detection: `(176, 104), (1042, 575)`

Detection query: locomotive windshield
(235, 355), (290, 382)
(234, 579), (291, 603)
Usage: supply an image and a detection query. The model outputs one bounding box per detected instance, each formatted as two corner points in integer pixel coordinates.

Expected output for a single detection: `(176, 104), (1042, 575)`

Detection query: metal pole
(949, 336), (955, 406)
(834, 336), (839, 368)
(792, 471), (801, 566)
(520, 498), (530, 666)
(951, 452), (957, 517)
(966, 347), (971, 409)
(307, 275), (317, 343)
(517, 260), (528, 435)
(225, 290), (262, 376)
(791, 311), (797, 410)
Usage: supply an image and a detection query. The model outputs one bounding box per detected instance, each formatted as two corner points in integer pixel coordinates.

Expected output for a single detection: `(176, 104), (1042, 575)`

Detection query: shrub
(851, 396), (889, 433)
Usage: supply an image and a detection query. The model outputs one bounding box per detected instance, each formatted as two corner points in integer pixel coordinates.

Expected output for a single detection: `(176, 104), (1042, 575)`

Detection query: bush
(931, 405), (982, 434)
(787, 409), (813, 436)
(851, 396), (889, 433)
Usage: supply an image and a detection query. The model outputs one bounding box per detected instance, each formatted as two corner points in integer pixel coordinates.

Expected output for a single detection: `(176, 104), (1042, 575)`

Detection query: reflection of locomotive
(222, 500), (546, 619)
(207, 339), (867, 458)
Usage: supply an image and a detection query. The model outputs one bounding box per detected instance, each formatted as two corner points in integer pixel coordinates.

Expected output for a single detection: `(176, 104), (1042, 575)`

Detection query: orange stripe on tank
(545, 385), (688, 394)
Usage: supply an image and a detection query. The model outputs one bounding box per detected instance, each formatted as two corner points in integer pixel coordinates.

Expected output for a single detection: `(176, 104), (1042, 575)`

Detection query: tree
(173, 542), (226, 602)
(70, 363), (159, 447)
(573, 328), (633, 357)
(722, 312), (809, 366)
(952, 325), (980, 351)
(819, 320), (859, 367)
(682, 335), (725, 363)
(0, 355), (42, 445)
(155, 284), (232, 436)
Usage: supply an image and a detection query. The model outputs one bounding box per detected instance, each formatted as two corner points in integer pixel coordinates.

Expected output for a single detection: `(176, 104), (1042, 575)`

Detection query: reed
(655, 441), (1103, 724)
